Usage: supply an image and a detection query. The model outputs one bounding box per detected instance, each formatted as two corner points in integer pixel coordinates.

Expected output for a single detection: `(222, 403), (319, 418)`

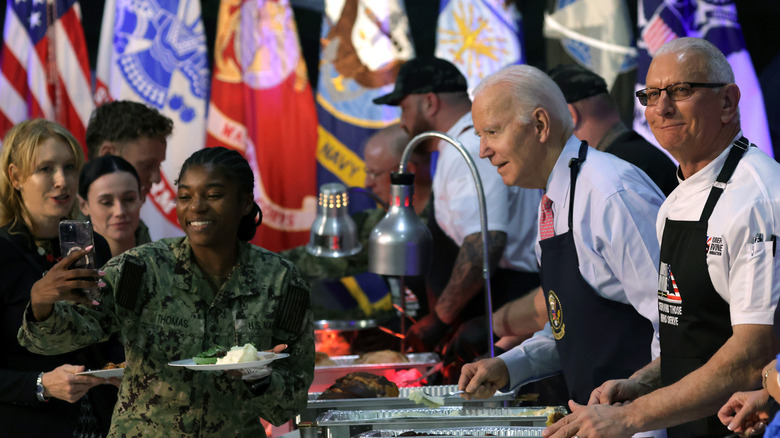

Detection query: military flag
(313, 0), (414, 326)
(95, 0), (210, 239)
(436, 0), (524, 97)
(635, 0), (773, 157)
(0, 0), (93, 150)
(543, 0), (637, 92)
(315, 0), (414, 213)
(206, 0), (318, 252)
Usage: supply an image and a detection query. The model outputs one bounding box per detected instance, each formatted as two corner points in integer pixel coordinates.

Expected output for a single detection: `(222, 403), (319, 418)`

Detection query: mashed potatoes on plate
(215, 344), (258, 365)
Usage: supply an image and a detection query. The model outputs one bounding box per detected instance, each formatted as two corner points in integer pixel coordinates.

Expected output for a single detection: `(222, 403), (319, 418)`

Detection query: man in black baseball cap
(373, 56), (469, 105)
(548, 63), (677, 195)
(373, 57), (543, 382)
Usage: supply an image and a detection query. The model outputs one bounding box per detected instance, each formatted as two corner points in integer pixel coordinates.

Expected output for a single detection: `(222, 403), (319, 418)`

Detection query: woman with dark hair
(0, 119), (118, 437)
(78, 155), (143, 256)
(19, 147), (314, 437)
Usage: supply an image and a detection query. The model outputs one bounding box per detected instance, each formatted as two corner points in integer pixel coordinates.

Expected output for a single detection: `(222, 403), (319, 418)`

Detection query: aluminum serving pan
(297, 385), (514, 423)
(314, 320), (378, 330)
(353, 426), (547, 437)
(315, 406), (567, 438)
(310, 353), (439, 393)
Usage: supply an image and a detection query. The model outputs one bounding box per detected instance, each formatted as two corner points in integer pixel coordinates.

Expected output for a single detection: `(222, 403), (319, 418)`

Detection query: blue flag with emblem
(634, 0), (773, 158)
(435, 0), (524, 97)
(315, 0), (414, 213)
(96, 0), (210, 239)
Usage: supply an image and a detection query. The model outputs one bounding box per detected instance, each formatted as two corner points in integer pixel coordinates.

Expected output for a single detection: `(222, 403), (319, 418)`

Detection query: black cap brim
(372, 90), (404, 106)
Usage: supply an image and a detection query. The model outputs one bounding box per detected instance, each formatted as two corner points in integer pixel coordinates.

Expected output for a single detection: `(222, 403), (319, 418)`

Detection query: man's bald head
(363, 124), (410, 204)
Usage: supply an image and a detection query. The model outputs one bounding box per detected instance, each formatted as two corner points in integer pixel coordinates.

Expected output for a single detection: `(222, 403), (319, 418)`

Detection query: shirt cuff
(499, 332), (563, 391)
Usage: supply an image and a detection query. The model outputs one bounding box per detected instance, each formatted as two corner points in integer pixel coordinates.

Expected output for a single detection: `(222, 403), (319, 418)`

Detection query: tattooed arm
(435, 231), (507, 324)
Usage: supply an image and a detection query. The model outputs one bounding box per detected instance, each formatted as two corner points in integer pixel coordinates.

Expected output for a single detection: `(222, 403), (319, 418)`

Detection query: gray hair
(474, 65), (573, 135)
(655, 37), (735, 83)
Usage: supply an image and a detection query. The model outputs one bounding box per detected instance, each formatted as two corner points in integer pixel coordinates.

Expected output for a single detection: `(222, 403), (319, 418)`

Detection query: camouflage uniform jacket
(135, 219), (152, 245)
(19, 237), (314, 438)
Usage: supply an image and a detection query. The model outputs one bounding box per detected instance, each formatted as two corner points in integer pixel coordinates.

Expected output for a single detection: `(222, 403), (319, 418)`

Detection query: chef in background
(545, 37), (780, 438)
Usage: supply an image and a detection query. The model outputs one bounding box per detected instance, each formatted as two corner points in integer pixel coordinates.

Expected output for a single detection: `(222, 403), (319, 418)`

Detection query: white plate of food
(169, 351), (289, 371)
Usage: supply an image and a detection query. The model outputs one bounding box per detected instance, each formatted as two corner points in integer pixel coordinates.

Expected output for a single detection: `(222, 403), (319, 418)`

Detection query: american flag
(0, 0), (93, 151)
(642, 13), (678, 56)
(667, 271), (682, 301)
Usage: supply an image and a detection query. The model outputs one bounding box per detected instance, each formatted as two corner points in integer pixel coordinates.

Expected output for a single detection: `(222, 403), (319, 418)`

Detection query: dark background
(3, 1), (779, 154)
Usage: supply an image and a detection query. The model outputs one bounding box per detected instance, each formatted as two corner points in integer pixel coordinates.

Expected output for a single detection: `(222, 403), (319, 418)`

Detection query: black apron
(540, 141), (654, 404)
(658, 137), (749, 438)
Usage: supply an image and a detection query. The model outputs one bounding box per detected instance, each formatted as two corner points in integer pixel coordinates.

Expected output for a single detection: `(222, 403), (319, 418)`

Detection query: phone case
(59, 220), (99, 300)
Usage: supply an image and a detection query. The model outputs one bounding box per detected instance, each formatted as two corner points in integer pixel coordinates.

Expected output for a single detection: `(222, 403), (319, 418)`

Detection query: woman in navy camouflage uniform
(19, 147), (315, 437)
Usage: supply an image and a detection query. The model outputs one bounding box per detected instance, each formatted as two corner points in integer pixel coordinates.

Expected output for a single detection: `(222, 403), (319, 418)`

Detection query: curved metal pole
(399, 131), (495, 358)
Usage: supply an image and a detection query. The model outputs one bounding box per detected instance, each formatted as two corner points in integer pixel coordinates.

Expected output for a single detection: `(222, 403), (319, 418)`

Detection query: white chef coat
(501, 135), (665, 389)
(432, 112), (542, 273)
(657, 133), (780, 326)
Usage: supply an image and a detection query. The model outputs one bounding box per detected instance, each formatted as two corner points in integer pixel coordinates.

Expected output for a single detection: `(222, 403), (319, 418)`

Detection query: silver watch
(35, 372), (49, 402)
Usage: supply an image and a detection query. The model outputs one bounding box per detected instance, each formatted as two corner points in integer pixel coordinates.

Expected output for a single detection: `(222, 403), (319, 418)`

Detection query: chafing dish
(315, 320), (378, 330)
(353, 426), (547, 437)
(315, 406), (567, 438)
(298, 385), (515, 423)
(310, 352), (439, 393)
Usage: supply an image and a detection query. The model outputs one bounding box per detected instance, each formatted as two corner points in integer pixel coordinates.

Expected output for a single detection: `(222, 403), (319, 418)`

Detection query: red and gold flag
(207, 0), (318, 252)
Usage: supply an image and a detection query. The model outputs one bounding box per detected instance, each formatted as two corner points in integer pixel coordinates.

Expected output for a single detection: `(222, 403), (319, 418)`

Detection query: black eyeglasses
(635, 82), (726, 106)
(364, 167), (394, 180)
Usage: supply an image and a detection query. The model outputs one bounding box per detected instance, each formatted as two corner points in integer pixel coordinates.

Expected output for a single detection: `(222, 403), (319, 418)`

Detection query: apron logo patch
(657, 262), (682, 302)
(657, 262), (682, 326)
(547, 290), (565, 340)
(706, 236), (723, 256)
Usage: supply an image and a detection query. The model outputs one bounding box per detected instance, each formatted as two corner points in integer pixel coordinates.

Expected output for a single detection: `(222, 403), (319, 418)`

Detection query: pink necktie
(540, 194), (555, 240)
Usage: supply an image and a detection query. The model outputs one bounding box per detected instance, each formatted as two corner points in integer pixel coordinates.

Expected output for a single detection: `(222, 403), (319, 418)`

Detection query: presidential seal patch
(547, 290), (565, 340)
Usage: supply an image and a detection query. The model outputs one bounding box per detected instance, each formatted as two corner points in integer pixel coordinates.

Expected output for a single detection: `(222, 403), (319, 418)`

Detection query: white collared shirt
(657, 133), (780, 326)
(501, 135), (665, 389)
(432, 112), (542, 273)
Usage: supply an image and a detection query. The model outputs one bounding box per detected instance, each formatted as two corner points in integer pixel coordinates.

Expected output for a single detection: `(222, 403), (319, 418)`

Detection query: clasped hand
(717, 389), (771, 436)
(542, 378), (647, 438)
(30, 246), (105, 320)
(43, 364), (114, 403)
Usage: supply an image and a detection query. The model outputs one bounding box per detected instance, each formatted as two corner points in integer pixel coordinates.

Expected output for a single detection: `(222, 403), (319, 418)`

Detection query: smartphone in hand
(59, 220), (99, 300)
